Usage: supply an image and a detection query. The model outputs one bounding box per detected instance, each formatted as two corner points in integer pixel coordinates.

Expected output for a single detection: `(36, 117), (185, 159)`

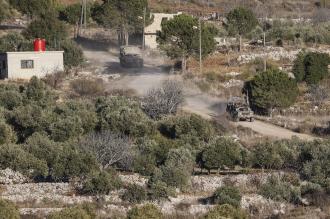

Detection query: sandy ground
(79, 40), (316, 141)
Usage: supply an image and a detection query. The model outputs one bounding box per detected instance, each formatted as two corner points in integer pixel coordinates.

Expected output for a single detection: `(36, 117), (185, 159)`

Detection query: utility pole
(199, 18), (202, 74)
(142, 7), (146, 50)
(79, 0), (87, 35)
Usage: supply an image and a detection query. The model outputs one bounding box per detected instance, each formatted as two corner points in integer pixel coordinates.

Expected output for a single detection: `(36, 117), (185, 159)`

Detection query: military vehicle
(119, 46), (144, 68)
(226, 97), (254, 122)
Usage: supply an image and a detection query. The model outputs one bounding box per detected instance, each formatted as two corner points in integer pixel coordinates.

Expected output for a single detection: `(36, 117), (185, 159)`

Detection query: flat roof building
(0, 51), (64, 80)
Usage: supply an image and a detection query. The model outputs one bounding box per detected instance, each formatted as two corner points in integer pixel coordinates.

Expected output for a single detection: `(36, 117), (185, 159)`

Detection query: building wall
(6, 51), (64, 80)
(145, 12), (182, 49)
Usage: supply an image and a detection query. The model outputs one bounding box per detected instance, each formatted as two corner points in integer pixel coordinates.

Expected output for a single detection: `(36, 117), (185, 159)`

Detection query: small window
(21, 60), (34, 69)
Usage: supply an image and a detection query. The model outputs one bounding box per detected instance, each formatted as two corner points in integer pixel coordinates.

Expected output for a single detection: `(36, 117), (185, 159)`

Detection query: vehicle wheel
(250, 117), (254, 122)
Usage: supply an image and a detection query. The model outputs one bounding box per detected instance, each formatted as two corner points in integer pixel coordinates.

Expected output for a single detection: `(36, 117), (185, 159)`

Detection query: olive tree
(143, 80), (184, 119)
(80, 131), (133, 169)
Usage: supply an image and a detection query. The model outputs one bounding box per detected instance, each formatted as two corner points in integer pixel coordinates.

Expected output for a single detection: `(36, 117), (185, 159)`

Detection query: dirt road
(79, 40), (316, 141)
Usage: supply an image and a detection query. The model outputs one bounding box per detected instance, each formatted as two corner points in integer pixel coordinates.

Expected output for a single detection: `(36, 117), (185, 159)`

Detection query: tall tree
(225, 7), (258, 51)
(157, 14), (217, 72)
(92, 0), (151, 45)
(59, 3), (90, 38)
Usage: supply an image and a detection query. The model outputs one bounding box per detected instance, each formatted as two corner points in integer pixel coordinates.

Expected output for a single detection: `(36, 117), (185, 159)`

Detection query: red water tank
(34, 38), (46, 52)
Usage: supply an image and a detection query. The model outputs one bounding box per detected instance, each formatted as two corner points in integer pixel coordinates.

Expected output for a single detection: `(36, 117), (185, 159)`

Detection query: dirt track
(79, 40), (316, 141)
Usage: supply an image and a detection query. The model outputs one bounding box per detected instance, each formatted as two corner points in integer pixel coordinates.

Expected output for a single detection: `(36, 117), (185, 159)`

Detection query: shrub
(25, 76), (56, 106)
(160, 147), (194, 189)
(212, 186), (242, 208)
(43, 71), (67, 89)
(143, 80), (184, 119)
(47, 205), (94, 219)
(0, 199), (20, 219)
(298, 140), (330, 189)
(304, 52), (330, 85)
(0, 90), (23, 110)
(259, 175), (301, 203)
(127, 204), (163, 219)
(245, 69), (299, 114)
(121, 184), (147, 204)
(0, 32), (32, 53)
(51, 145), (98, 182)
(80, 131), (133, 169)
(96, 96), (154, 137)
(159, 114), (215, 142)
(203, 204), (247, 219)
(0, 144), (48, 178)
(81, 170), (122, 195)
(148, 181), (173, 201)
(70, 78), (105, 96)
(292, 51), (306, 82)
(201, 137), (242, 171)
(61, 40), (84, 68)
(251, 140), (298, 169)
(0, 122), (16, 144)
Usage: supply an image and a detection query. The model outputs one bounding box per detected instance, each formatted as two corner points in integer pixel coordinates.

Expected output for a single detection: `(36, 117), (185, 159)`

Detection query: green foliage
(59, 3), (90, 26)
(259, 175), (301, 203)
(25, 76), (55, 106)
(157, 14), (217, 61)
(0, 33), (32, 52)
(246, 69), (299, 113)
(0, 121), (16, 144)
(226, 7), (258, 36)
(304, 52), (330, 85)
(159, 114), (215, 142)
(0, 199), (20, 219)
(292, 51), (306, 82)
(96, 96), (154, 137)
(212, 186), (242, 208)
(24, 133), (59, 169)
(298, 140), (330, 189)
(81, 170), (122, 195)
(148, 181), (173, 201)
(160, 147), (194, 189)
(203, 204), (247, 219)
(51, 145), (98, 182)
(61, 40), (84, 68)
(201, 137), (242, 171)
(47, 205), (95, 219)
(121, 184), (147, 204)
(0, 144), (48, 178)
(23, 15), (68, 46)
(252, 140), (298, 169)
(0, 89), (23, 110)
(127, 204), (163, 219)
(9, 0), (55, 18)
(92, 0), (151, 33)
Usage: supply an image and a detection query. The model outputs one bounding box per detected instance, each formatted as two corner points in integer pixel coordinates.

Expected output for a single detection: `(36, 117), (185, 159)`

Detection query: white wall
(6, 51), (64, 80)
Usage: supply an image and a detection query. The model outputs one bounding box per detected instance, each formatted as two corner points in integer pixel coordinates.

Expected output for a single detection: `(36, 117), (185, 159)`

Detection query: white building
(0, 51), (64, 80)
(145, 12), (182, 49)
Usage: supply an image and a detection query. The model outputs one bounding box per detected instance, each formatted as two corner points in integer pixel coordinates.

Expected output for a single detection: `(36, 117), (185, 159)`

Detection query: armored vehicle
(119, 46), (144, 68)
(226, 97), (254, 122)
